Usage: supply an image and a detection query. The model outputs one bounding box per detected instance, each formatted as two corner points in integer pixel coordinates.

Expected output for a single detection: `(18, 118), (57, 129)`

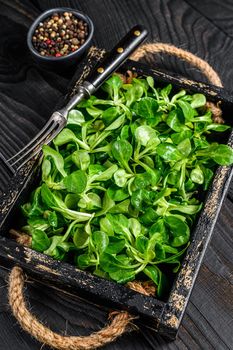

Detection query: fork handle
(86, 25), (148, 90)
(64, 25), (148, 114)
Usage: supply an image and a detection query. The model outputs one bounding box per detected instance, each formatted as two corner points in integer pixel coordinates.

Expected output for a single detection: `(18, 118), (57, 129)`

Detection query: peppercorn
(71, 38), (79, 45)
(32, 11), (89, 57)
(78, 32), (85, 39)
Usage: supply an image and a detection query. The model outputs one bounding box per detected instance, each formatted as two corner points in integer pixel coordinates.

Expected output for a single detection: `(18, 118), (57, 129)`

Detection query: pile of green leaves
(20, 74), (233, 298)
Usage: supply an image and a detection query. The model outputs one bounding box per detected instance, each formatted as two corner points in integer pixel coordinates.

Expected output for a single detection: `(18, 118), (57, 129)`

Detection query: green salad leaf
(19, 74), (233, 299)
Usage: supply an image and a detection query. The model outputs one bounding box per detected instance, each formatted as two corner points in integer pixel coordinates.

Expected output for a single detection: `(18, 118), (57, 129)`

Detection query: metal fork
(1, 82), (92, 174)
(0, 25), (147, 175)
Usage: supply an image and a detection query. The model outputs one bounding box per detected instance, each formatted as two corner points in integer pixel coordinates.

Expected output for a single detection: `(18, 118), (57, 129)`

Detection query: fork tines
(1, 111), (66, 175)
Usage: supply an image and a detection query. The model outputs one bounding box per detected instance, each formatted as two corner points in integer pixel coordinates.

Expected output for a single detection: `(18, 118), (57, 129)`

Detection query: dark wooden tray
(0, 59), (232, 340)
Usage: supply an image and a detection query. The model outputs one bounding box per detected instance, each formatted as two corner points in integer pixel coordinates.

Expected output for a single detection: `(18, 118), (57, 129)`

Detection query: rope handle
(130, 42), (224, 123)
(130, 42), (223, 87)
(8, 267), (135, 350)
(8, 43), (223, 350)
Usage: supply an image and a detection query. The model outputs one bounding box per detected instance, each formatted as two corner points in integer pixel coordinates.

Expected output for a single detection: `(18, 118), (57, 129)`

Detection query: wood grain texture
(0, 0), (232, 349)
(186, 0), (233, 40)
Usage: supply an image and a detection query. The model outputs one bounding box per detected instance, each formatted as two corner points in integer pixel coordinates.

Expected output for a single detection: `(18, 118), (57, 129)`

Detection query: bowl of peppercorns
(27, 8), (94, 67)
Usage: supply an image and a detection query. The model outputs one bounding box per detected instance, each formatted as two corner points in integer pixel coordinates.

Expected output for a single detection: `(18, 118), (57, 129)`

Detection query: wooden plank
(185, 0), (233, 39)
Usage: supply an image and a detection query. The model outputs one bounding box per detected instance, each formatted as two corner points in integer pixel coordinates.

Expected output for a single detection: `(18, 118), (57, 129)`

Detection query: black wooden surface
(0, 0), (232, 349)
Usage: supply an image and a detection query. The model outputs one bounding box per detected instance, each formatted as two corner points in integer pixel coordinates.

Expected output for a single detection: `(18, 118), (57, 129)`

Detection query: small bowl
(27, 7), (94, 69)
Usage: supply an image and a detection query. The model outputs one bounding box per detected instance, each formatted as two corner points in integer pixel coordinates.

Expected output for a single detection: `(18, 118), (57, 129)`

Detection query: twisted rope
(131, 42), (224, 122)
(8, 267), (135, 350)
(130, 42), (223, 87)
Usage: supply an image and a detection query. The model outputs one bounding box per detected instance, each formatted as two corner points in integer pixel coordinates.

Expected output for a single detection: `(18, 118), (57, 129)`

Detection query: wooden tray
(0, 58), (232, 339)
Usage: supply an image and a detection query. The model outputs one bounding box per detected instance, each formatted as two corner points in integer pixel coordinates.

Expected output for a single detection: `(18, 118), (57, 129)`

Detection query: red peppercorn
(46, 39), (51, 45)
(55, 53), (62, 57)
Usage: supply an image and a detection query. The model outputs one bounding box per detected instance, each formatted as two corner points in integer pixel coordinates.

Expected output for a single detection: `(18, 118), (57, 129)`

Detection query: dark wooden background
(0, 0), (232, 349)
